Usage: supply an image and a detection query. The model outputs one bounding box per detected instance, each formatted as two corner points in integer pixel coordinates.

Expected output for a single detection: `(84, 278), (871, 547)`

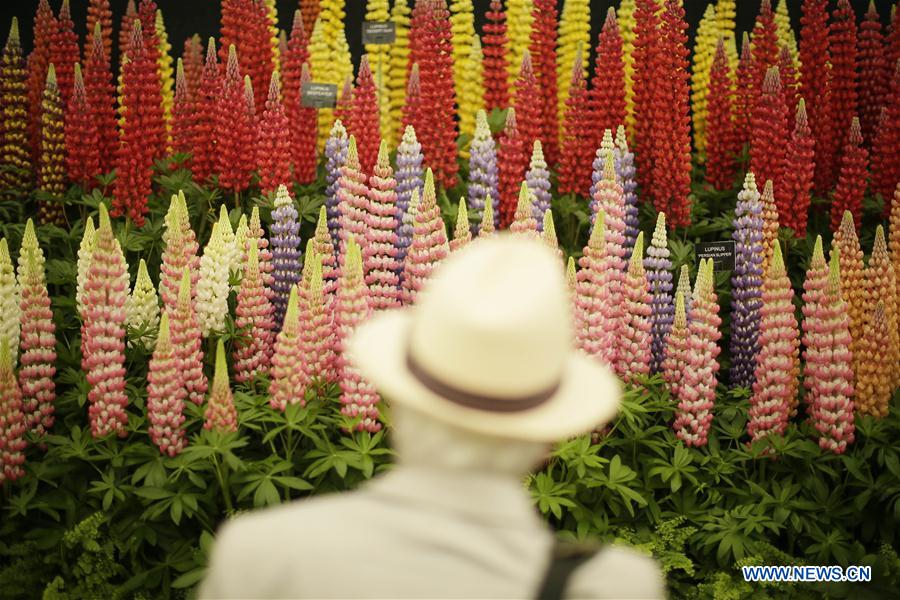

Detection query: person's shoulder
(567, 544), (667, 600)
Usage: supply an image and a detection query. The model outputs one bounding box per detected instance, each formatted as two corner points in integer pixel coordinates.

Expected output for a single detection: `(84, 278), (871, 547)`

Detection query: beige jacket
(200, 466), (666, 599)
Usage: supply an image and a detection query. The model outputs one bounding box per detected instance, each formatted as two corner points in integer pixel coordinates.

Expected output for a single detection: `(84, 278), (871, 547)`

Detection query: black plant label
(362, 21), (396, 45)
(301, 82), (338, 108)
(696, 241), (736, 271)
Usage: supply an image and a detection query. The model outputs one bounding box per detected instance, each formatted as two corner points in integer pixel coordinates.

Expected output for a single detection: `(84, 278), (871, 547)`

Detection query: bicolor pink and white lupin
(364, 141), (402, 310)
(510, 181), (539, 236)
(673, 259), (721, 447)
(802, 238), (856, 454)
(451, 199), (472, 252)
(401, 169), (450, 305)
(75, 215), (96, 319)
(146, 312), (187, 456)
(574, 210), (618, 367)
(233, 242), (275, 384)
(312, 206), (339, 297)
(81, 205), (130, 439)
(269, 285), (309, 411)
(169, 268), (207, 405)
(333, 238), (381, 432)
(662, 291), (689, 401)
(337, 136), (371, 267)
(0, 339), (27, 486)
(301, 247), (336, 384)
(159, 191), (200, 309)
(205, 338), (238, 433)
(619, 232), (652, 383)
(748, 243), (800, 442)
(15, 220), (56, 438)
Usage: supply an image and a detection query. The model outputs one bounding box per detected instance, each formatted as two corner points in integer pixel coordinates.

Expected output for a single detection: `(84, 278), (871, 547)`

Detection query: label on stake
(696, 240), (736, 271)
(301, 82), (338, 108)
(362, 21), (396, 44)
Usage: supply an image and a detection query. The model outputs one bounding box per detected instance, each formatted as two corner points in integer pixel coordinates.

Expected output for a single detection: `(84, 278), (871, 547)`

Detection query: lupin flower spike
(82, 204), (130, 439)
(190, 37), (220, 183)
(336, 136), (371, 267)
(195, 222), (230, 337)
(365, 141), (402, 310)
(542, 211), (562, 262)
(749, 67), (788, 222)
(76, 216), (96, 319)
(159, 191), (200, 309)
(759, 179), (780, 275)
(556, 0), (590, 124)
(589, 7), (627, 146)
(646, 212), (673, 374)
(673, 259), (721, 447)
(505, 0), (534, 85)
(620, 232), (652, 383)
(270, 185), (302, 330)
(387, 0), (412, 146)
(858, 1), (888, 144)
(257, 71), (292, 194)
(0, 339), (27, 486)
(269, 285), (310, 412)
(205, 338), (238, 433)
(526, 140), (551, 231)
(219, 0), (275, 104)
(691, 5), (721, 157)
(324, 120), (350, 250)
(467, 110), (500, 227)
(334, 238), (381, 432)
(590, 143), (627, 275)
(451, 200), (472, 252)
(729, 172), (764, 389)
(855, 302), (893, 418)
(65, 64), (100, 190)
(293, 62), (318, 184)
(302, 253), (336, 384)
(829, 0), (859, 154)
(395, 125), (425, 274)
(748, 242), (800, 442)
(234, 240), (276, 384)
(16, 220), (56, 436)
(126, 258), (160, 350)
(574, 210), (618, 367)
(614, 126), (639, 255)
(799, 0), (835, 194)
(510, 182), (538, 236)
(662, 290), (689, 402)
(349, 55), (381, 174)
(0, 18), (32, 193)
(0, 239), (19, 368)
(861, 225), (899, 400)
(36, 64), (66, 225)
(802, 242), (856, 454)
(676, 263), (692, 321)
(830, 117), (869, 233)
(511, 51), (541, 161)
(833, 210), (867, 385)
(497, 107), (527, 228)
(482, 0), (510, 111)
(449, 0), (478, 143)
(781, 98), (815, 236)
(705, 39), (738, 192)
(146, 312), (187, 456)
(457, 31), (485, 148)
(565, 256), (576, 296)
(480, 192), (496, 236)
(528, 0), (560, 164)
(215, 45), (254, 193)
(401, 169), (450, 305)
(169, 268), (207, 405)
(558, 47), (591, 197)
(312, 206), (338, 296)
(871, 62), (900, 208)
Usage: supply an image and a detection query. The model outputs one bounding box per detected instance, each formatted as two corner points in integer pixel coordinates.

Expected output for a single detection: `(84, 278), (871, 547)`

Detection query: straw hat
(348, 235), (621, 442)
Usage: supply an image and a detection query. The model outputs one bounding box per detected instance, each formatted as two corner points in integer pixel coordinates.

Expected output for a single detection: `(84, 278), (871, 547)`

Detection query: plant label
(362, 21), (396, 45)
(696, 240), (736, 271)
(301, 82), (338, 108)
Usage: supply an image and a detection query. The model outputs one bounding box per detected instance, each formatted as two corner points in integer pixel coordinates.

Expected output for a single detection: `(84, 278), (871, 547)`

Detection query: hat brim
(347, 309), (622, 443)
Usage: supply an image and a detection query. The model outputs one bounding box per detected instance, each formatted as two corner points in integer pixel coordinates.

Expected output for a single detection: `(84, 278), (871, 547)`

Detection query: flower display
(662, 291), (688, 401)
(556, 0), (590, 124)
(589, 8), (627, 151)
(481, 0), (509, 111)
(690, 4), (719, 157)
(0, 339), (26, 486)
(233, 243), (275, 384)
(334, 239), (380, 433)
(830, 117), (869, 233)
(395, 124), (424, 272)
(16, 220), (56, 439)
(0, 19), (32, 193)
(349, 55), (380, 175)
(401, 169), (449, 305)
(324, 120), (350, 250)
(802, 240), (856, 454)
(466, 110), (499, 226)
(146, 312), (186, 456)
(365, 141), (401, 310)
(781, 99), (815, 236)
(387, 0), (411, 146)
(0, 238), (20, 368)
(858, 2), (889, 144)
(497, 108), (527, 228)
(749, 67), (788, 216)
(528, 0), (559, 165)
(526, 140), (551, 231)
(673, 259), (721, 447)
(799, 0), (835, 194)
(205, 338), (238, 433)
(871, 61), (899, 208)
(81, 205), (130, 439)
(270, 185), (302, 329)
(646, 213), (673, 374)
(729, 172), (764, 389)
(748, 242), (799, 442)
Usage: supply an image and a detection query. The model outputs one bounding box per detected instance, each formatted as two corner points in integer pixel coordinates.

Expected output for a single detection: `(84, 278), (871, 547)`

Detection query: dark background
(0, 1), (895, 74)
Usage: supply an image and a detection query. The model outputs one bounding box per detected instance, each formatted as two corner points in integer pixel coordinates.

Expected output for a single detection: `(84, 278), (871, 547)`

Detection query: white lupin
(126, 258), (161, 349)
(217, 204), (240, 279)
(195, 221), (232, 337)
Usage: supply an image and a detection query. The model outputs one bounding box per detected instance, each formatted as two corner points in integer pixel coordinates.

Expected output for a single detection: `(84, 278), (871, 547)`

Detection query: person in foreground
(200, 235), (665, 599)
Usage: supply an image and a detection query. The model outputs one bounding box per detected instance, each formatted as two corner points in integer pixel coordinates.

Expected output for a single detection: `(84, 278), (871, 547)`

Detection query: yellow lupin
(557, 0), (591, 126)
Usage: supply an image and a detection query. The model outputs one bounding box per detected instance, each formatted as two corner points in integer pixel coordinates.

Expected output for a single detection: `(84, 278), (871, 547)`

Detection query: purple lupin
(526, 140), (552, 231)
(729, 172), (764, 388)
(646, 211), (673, 373)
(466, 110), (499, 231)
(324, 120), (349, 251)
(269, 185), (302, 330)
(395, 124), (425, 281)
(614, 125), (639, 258)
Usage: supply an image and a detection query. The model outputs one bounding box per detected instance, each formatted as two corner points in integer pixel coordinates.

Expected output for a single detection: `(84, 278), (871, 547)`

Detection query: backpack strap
(536, 541), (603, 600)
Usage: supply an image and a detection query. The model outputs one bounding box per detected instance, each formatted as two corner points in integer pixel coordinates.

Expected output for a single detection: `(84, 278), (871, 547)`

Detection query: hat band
(405, 350), (560, 413)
